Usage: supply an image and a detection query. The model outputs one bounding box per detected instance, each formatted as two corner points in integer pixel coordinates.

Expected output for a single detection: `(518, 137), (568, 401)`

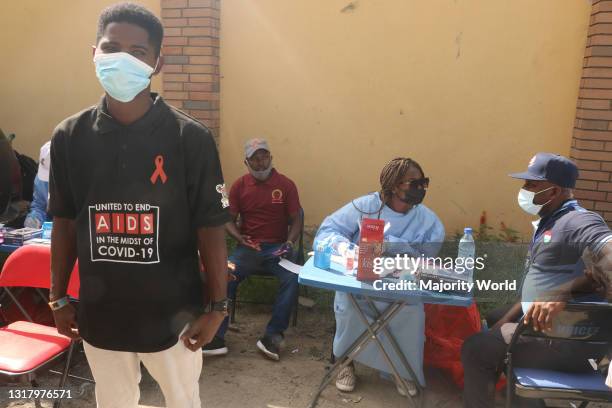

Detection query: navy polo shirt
(49, 94), (230, 352)
(521, 200), (612, 312)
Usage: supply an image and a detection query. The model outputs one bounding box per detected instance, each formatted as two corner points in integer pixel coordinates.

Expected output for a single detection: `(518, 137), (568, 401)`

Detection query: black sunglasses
(399, 177), (430, 189)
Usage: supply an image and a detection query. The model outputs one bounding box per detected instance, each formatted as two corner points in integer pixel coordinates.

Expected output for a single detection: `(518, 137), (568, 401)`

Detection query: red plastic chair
(0, 244), (82, 408)
(0, 244), (79, 296)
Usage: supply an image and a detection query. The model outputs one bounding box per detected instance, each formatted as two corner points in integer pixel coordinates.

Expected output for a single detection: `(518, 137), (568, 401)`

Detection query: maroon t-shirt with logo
(229, 169), (300, 243)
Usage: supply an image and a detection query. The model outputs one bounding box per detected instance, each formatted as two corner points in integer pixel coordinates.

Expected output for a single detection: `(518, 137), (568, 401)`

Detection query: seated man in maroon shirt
(203, 138), (302, 361)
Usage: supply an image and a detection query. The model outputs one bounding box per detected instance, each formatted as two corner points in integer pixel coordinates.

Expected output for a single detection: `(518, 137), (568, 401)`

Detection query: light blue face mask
(93, 52), (156, 103)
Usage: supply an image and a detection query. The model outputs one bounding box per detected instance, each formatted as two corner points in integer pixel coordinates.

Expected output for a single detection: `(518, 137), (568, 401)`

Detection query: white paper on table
(278, 258), (302, 275)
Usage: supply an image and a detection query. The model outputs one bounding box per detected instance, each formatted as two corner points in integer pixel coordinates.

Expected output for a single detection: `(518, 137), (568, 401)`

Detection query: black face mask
(398, 187), (426, 205)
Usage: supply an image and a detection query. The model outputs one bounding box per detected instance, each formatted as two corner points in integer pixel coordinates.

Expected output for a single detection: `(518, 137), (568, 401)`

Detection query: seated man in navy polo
(203, 138), (302, 360)
(461, 153), (612, 408)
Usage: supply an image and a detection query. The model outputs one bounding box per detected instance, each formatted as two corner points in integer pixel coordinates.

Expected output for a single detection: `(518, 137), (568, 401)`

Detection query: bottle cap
(464, 227), (473, 234)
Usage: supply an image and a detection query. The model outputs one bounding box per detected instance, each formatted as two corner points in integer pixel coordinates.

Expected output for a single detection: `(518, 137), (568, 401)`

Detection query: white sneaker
(201, 336), (228, 356)
(256, 335), (280, 361)
(396, 381), (417, 397)
(335, 365), (356, 392)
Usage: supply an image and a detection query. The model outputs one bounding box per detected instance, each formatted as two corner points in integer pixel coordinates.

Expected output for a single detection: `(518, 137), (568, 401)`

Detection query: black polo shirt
(49, 94), (230, 352)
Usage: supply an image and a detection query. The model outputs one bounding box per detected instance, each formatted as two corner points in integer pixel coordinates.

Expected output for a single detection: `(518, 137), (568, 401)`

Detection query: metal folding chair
(0, 245), (90, 408)
(505, 302), (612, 408)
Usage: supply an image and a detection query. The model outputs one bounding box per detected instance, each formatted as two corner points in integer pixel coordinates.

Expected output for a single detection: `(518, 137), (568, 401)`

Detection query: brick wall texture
(572, 0), (612, 223)
(160, 0), (220, 139)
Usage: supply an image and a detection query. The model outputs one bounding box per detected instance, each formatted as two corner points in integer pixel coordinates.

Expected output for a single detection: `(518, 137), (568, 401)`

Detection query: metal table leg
(349, 295), (420, 407)
(306, 299), (404, 408)
(364, 296), (424, 407)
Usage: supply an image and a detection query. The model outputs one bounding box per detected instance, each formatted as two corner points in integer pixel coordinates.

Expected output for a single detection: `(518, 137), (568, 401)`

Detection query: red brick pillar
(160, 0), (220, 138)
(572, 0), (612, 224)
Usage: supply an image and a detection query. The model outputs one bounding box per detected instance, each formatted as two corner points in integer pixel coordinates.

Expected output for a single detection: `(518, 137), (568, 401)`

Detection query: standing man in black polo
(48, 4), (230, 407)
(461, 153), (612, 408)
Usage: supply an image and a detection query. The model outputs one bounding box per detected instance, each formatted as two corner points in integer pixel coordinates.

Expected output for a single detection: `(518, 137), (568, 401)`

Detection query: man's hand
(52, 304), (80, 339)
(180, 311), (226, 351)
(240, 235), (261, 251)
(524, 301), (566, 332)
(227, 261), (238, 281)
(272, 241), (294, 258)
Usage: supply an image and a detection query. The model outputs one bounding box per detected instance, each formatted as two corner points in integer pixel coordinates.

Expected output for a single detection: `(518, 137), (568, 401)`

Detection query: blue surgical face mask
(93, 52), (156, 103)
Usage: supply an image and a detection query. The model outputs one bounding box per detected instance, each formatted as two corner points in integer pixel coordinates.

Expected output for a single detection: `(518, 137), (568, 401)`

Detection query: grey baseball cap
(244, 138), (270, 159)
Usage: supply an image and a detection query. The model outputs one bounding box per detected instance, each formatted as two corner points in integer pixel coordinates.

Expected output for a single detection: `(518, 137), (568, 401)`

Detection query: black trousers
(461, 304), (609, 408)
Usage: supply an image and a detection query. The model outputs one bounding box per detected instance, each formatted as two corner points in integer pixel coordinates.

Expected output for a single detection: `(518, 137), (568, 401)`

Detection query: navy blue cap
(509, 153), (579, 188)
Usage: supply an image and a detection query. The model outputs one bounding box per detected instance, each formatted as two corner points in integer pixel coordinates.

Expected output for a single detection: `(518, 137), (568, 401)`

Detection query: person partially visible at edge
(48, 4), (230, 407)
(461, 153), (612, 408)
(313, 157), (445, 397)
(24, 141), (51, 229)
(202, 138), (302, 361)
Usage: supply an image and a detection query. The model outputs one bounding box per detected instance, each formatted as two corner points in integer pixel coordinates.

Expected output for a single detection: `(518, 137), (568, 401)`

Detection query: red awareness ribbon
(150, 155), (168, 184)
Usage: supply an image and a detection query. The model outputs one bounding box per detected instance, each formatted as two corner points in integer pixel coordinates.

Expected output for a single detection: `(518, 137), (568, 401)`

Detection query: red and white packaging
(357, 218), (385, 282)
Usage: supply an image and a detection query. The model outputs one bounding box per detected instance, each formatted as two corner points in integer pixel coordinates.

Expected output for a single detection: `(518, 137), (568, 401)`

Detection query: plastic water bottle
(457, 227), (475, 283)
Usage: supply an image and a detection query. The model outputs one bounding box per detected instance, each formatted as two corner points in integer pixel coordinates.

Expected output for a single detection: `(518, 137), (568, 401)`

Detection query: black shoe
(202, 336), (228, 356)
(256, 334), (280, 361)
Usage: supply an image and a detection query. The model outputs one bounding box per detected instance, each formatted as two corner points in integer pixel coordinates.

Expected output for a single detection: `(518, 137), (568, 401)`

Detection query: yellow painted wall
(0, 0), (161, 159)
(219, 0), (591, 238)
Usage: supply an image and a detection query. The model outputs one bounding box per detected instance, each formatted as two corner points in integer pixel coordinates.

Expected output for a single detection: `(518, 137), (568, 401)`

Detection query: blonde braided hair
(378, 157), (424, 205)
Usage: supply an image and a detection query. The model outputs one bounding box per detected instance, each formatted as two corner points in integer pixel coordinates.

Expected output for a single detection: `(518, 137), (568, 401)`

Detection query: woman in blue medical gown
(314, 157), (445, 396)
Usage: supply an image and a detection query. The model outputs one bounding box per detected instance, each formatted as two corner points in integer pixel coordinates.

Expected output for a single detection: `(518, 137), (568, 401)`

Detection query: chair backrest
(0, 245), (80, 299)
(519, 302), (612, 342)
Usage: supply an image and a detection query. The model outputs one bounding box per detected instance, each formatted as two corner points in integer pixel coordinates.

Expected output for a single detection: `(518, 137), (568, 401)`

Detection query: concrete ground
(1, 304), (610, 408)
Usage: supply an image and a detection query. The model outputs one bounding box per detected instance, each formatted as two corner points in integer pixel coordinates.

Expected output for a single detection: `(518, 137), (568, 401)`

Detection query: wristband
(209, 298), (231, 316)
(48, 297), (69, 311)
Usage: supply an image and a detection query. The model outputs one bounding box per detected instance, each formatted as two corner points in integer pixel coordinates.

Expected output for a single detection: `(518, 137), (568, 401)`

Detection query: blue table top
(0, 244), (20, 253)
(298, 257), (472, 307)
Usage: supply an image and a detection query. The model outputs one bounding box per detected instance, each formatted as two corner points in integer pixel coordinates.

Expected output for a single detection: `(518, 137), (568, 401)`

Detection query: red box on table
(357, 218), (384, 282)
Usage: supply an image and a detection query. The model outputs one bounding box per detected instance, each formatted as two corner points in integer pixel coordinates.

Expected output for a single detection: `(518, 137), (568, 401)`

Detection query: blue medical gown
(315, 193), (445, 385)
(25, 176), (50, 227)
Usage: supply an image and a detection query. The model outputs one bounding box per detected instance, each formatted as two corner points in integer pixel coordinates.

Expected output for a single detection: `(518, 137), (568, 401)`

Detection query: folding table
(298, 257), (472, 408)
(0, 243), (20, 253)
